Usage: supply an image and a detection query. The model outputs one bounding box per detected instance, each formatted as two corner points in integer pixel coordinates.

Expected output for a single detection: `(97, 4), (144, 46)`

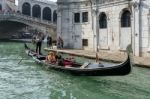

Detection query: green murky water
(0, 42), (150, 99)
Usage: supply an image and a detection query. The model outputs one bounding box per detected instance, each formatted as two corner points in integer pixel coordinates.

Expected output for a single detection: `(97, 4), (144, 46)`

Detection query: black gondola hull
(24, 44), (132, 76)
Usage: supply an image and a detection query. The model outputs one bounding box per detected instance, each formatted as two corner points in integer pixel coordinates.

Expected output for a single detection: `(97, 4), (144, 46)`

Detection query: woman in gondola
(32, 34), (36, 45)
(45, 52), (56, 64)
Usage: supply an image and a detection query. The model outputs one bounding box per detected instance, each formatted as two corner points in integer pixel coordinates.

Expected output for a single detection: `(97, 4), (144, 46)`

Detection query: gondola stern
(126, 44), (133, 68)
(24, 43), (29, 50)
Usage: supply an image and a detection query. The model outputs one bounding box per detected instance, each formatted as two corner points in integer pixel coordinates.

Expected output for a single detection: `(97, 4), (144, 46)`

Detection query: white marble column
(96, 10), (100, 51)
(41, 7), (43, 20)
(57, 9), (62, 38)
(130, 4), (135, 55)
(133, 2), (140, 56)
(91, 8), (96, 51)
(52, 10), (53, 23)
(148, 15), (150, 51)
(131, 14), (135, 55)
(30, 4), (33, 17)
(92, 7), (98, 52)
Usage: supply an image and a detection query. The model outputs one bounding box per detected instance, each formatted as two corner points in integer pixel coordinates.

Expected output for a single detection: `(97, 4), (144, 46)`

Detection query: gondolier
(47, 35), (53, 48)
(35, 32), (44, 54)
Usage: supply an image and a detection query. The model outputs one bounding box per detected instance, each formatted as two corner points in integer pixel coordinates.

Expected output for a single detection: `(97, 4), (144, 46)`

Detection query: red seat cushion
(64, 60), (72, 66)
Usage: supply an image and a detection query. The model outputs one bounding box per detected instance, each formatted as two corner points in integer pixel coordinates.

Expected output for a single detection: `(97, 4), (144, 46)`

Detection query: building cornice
(57, 1), (89, 5)
(57, 0), (131, 5)
(58, 0), (131, 10)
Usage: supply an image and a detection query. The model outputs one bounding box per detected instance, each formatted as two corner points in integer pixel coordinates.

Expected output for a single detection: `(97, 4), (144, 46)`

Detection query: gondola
(24, 43), (132, 76)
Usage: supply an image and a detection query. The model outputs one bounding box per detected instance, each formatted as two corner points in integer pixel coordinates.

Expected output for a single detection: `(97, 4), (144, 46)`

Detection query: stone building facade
(57, 0), (150, 57)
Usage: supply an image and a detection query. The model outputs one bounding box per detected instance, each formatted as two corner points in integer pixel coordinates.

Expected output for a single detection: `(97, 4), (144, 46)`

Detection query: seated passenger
(45, 52), (56, 63)
(55, 53), (65, 66)
(96, 53), (101, 64)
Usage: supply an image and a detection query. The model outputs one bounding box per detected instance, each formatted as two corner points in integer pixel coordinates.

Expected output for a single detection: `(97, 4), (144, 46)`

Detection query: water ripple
(0, 42), (150, 99)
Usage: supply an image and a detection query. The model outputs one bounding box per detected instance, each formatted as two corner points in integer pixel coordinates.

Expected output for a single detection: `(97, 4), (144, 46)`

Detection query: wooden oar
(18, 48), (26, 64)
(18, 58), (23, 64)
(18, 56), (33, 64)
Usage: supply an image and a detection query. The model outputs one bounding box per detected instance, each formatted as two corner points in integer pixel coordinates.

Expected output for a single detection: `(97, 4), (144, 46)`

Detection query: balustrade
(0, 11), (56, 27)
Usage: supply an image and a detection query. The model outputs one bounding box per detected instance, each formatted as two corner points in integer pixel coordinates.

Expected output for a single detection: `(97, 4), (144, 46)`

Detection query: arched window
(99, 12), (107, 29)
(22, 2), (31, 16)
(0, 4), (2, 11)
(32, 5), (41, 18)
(121, 10), (131, 27)
(53, 10), (57, 23)
(43, 7), (51, 21)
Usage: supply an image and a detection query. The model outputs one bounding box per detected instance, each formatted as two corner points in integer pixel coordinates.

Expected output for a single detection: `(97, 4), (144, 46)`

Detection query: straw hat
(48, 52), (53, 55)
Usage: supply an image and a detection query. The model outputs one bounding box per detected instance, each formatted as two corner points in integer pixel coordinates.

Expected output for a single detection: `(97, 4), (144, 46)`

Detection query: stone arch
(119, 8), (132, 50)
(99, 12), (107, 29)
(43, 7), (51, 21)
(53, 10), (57, 23)
(22, 2), (31, 16)
(0, 4), (2, 11)
(98, 12), (109, 49)
(32, 4), (41, 18)
(120, 9), (131, 27)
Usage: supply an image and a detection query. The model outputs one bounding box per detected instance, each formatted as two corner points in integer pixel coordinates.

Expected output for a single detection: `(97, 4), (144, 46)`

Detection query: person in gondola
(45, 52), (56, 63)
(53, 51), (64, 66)
(57, 37), (61, 49)
(32, 34), (36, 45)
(47, 34), (53, 49)
(35, 32), (44, 55)
(96, 53), (100, 63)
(95, 53), (104, 67)
(60, 37), (64, 49)
(57, 36), (64, 49)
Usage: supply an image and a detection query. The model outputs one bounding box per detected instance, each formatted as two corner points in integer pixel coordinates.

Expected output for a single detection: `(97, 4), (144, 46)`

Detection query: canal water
(0, 42), (150, 99)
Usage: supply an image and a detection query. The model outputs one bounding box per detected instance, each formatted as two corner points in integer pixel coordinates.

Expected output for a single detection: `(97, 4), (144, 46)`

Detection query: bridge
(0, 0), (57, 39)
(0, 12), (56, 31)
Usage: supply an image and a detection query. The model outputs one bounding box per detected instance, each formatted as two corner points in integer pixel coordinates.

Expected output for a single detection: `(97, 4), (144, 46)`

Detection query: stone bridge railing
(0, 12), (56, 29)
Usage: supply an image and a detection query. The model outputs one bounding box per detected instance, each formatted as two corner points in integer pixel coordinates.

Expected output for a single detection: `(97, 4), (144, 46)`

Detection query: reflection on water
(0, 42), (150, 99)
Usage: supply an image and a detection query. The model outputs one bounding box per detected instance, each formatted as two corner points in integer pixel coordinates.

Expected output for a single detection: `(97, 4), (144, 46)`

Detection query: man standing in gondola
(47, 34), (53, 49)
(35, 32), (44, 54)
(57, 36), (64, 49)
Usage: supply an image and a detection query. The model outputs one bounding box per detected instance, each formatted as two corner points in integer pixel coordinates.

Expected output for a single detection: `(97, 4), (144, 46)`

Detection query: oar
(18, 57), (32, 64)
(18, 58), (23, 64)
(18, 48), (26, 64)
